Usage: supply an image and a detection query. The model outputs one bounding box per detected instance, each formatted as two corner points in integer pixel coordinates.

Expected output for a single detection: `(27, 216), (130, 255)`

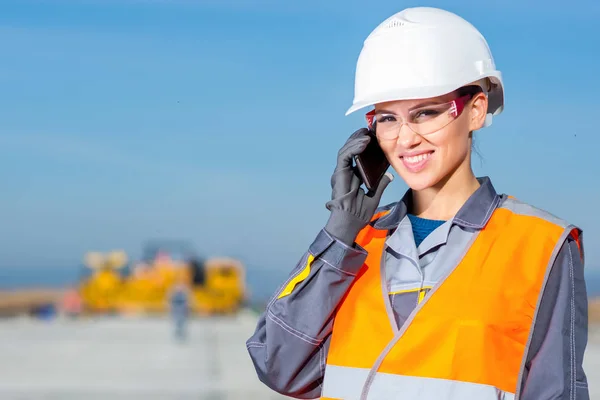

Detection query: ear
(468, 92), (488, 131)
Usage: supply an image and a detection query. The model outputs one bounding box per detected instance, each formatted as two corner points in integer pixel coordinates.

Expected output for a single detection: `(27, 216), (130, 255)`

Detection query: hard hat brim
(345, 72), (504, 119)
(345, 84), (462, 116)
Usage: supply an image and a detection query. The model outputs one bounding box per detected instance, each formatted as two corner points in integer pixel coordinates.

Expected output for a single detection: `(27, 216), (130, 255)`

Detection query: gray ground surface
(0, 311), (597, 399)
(0, 310), (289, 400)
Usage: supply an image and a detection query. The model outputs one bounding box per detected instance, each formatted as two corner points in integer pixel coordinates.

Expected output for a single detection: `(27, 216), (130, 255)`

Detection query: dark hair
(457, 85), (485, 164)
(457, 85), (484, 98)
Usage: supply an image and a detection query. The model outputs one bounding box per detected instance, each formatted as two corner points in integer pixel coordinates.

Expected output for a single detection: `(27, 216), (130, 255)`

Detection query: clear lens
(375, 101), (457, 139)
(366, 93), (474, 140)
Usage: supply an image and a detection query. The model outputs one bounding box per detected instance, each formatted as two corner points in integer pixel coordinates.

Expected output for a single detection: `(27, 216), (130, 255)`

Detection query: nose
(396, 123), (421, 148)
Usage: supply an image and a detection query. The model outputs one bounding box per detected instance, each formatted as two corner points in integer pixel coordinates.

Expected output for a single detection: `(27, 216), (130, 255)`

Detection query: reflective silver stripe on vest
(323, 365), (515, 400)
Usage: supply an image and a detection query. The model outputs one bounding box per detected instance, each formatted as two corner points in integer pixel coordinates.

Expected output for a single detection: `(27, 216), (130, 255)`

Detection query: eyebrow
(374, 109), (395, 115)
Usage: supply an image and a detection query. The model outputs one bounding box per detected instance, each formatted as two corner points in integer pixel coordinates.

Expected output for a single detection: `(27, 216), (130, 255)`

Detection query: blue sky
(1, 0), (599, 286)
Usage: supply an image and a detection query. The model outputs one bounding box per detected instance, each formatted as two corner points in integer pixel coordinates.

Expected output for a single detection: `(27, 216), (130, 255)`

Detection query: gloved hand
(324, 128), (393, 246)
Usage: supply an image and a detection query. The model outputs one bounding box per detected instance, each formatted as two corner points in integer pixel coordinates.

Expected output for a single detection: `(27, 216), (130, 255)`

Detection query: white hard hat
(346, 7), (504, 127)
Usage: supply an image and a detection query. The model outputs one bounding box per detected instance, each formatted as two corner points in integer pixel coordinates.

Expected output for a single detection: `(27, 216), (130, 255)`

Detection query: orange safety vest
(321, 205), (581, 400)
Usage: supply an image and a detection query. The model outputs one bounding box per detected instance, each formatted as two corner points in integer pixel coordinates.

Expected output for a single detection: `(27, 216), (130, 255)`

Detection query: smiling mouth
(400, 151), (434, 172)
(402, 152), (433, 164)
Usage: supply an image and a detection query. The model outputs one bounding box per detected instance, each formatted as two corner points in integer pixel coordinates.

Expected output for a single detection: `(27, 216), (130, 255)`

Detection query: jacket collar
(373, 176), (501, 230)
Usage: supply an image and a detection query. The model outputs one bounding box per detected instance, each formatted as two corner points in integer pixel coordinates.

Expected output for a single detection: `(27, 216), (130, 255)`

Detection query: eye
(412, 109), (441, 121)
(376, 114), (397, 124)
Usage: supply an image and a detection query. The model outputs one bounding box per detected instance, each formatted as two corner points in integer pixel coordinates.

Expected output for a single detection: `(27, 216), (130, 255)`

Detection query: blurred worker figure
(62, 287), (83, 318)
(169, 274), (191, 342)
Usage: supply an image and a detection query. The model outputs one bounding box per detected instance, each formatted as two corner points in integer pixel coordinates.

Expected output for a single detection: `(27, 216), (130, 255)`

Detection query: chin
(395, 167), (442, 192)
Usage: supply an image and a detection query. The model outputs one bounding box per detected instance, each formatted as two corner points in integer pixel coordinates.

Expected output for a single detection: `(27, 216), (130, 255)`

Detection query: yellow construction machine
(78, 241), (247, 316)
(78, 250), (127, 313)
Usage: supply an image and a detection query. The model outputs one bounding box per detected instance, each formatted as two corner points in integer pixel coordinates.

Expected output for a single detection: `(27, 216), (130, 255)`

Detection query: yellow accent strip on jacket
(418, 289), (427, 304)
(389, 286), (433, 296)
(277, 253), (315, 299)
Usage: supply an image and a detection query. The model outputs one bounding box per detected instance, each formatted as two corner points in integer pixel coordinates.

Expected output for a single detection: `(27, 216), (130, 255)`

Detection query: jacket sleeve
(246, 228), (368, 399)
(521, 233), (589, 399)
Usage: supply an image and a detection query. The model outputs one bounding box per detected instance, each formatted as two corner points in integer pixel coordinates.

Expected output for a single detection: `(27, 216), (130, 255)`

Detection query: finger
(337, 137), (371, 169)
(373, 172), (394, 199)
(349, 171), (362, 192)
(337, 129), (370, 158)
(348, 128), (369, 141)
(331, 170), (361, 202)
(338, 134), (370, 158)
(351, 175), (365, 214)
(331, 167), (354, 199)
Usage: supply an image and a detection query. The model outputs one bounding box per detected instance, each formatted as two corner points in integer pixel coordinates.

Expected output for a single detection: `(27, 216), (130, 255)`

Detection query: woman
(247, 7), (589, 400)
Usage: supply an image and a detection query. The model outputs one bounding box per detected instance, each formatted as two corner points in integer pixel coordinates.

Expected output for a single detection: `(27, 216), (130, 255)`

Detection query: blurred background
(0, 0), (599, 399)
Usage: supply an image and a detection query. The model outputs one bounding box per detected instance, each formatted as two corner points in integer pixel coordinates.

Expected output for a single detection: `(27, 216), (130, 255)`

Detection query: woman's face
(375, 90), (488, 191)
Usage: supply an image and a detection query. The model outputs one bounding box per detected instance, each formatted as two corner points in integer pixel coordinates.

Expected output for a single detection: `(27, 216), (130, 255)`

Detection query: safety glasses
(365, 87), (481, 139)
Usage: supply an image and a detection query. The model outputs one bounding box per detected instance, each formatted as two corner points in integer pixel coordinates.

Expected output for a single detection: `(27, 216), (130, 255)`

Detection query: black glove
(324, 128), (393, 246)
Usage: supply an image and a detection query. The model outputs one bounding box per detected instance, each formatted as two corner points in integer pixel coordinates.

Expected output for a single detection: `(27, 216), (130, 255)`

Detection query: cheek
(379, 140), (397, 161)
(433, 126), (471, 166)
(378, 124), (471, 191)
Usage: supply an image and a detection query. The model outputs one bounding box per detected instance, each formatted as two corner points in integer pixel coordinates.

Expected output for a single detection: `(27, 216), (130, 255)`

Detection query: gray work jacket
(246, 177), (589, 399)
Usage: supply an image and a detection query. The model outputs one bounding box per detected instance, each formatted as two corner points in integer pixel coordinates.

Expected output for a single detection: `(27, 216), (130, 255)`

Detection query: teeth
(404, 153), (431, 164)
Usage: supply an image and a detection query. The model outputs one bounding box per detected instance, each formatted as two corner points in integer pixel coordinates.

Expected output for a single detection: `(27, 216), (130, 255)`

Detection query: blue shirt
(407, 214), (446, 247)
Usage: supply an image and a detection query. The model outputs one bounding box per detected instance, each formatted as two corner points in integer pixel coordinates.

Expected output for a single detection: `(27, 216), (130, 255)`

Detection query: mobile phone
(353, 130), (390, 194)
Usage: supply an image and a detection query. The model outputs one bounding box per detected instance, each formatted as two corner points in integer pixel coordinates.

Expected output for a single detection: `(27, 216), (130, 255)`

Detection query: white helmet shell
(346, 7), (504, 127)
